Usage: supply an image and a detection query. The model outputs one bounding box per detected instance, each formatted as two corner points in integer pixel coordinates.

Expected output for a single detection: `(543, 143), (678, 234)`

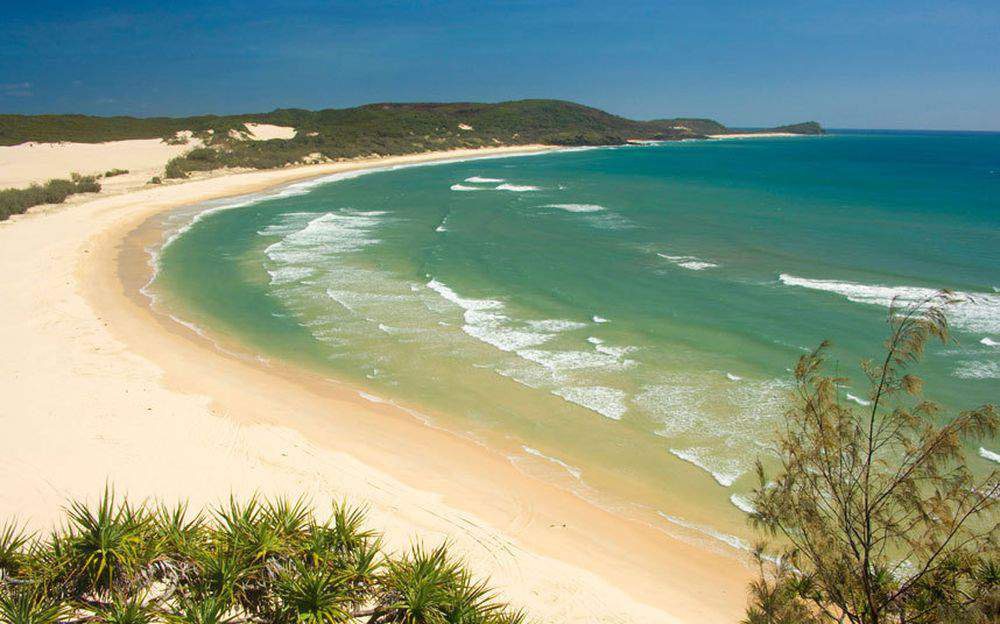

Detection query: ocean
(150, 131), (999, 553)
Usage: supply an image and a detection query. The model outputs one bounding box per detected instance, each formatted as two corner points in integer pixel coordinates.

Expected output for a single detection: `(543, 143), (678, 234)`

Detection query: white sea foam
(465, 176), (505, 183)
(725, 372), (742, 381)
(981, 337), (999, 347)
(657, 512), (750, 552)
(730, 494), (757, 514)
(593, 315), (609, 323)
(265, 212), (382, 270)
(657, 253), (719, 270)
(358, 391), (390, 404)
(846, 392), (872, 406)
(495, 183), (540, 192)
(519, 348), (633, 372)
(669, 447), (743, 487)
(979, 447), (1000, 463)
(954, 360), (1000, 379)
(594, 344), (635, 359)
(779, 274), (1000, 334)
(541, 203), (605, 213)
(553, 386), (628, 420)
(435, 225), (447, 232)
(526, 319), (588, 332)
(425, 279), (576, 353)
(450, 183), (484, 191)
(522, 446), (583, 479)
(267, 266), (315, 285)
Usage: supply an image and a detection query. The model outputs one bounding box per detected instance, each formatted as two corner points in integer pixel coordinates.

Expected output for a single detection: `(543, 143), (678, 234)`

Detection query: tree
(746, 293), (999, 624)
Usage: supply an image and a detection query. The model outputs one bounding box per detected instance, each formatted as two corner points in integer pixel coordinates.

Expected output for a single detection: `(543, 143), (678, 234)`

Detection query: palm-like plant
(0, 587), (70, 624)
(275, 562), (353, 623)
(93, 592), (157, 624)
(0, 521), (30, 580)
(379, 543), (464, 624)
(166, 595), (238, 624)
(0, 492), (527, 624)
(61, 487), (155, 597)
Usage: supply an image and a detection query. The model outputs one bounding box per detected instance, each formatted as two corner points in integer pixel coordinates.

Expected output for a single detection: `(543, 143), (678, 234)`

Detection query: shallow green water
(153, 132), (999, 552)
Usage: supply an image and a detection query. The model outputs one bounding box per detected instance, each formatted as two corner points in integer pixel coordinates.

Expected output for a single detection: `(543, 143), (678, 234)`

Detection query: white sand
(242, 123), (298, 140)
(708, 132), (800, 139)
(0, 138), (200, 190)
(0, 144), (748, 623)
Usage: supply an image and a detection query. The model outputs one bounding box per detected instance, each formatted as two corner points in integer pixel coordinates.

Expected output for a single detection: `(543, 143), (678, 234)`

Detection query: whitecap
(981, 337), (999, 347)
(593, 315), (610, 323)
(979, 447), (1000, 463)
(669, 447), (743, 487)
(542, 203), (604, 213)
(586, 336), (604, 345)
(846, 392), (872, 406)
(495, 183), (540, 192)
(465, 176), (505, 183)
(779, 274), (1000, 334)
(552, 386), (628, 420)
(954, 360), (1000, 379)
(525, 319), (589, 332)
(267, 266), (314, 285)
(450, 183), (484, 191)
(730, 494), (757, 514)
(522, 446), (583, 479)
(657, 253), (719, 270)
(725, 372), (742, 382)
(518, 348), (633, 372)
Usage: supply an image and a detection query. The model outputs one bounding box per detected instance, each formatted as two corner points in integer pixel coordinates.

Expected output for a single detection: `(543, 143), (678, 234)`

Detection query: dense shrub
(103, 168), (129, 177)
(0, 174), (101, 221)
(0, 491), (527, 624)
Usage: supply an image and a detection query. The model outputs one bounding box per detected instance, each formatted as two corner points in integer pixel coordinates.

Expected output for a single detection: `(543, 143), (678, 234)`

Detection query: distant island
(0, 99), (823, 178)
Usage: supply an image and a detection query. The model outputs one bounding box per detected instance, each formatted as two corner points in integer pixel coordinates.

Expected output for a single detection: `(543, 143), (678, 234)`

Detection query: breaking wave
(522, 446), (583, 479)
(552, 386), (628, 420)
(669, 447), (743, 487)
(779, 274), (1000, 334)
(657, 253), (719, 270)
(542, 203), (605, 213)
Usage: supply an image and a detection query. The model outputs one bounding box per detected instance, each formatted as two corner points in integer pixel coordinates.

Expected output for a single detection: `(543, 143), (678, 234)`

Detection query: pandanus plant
(0, 491), (527, 624)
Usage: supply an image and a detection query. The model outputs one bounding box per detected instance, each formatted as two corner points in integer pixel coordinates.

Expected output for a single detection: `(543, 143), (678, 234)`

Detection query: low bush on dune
(0, 174), (101, 221)
(103, 168), (130, 178)
(0, 490), (526, 624)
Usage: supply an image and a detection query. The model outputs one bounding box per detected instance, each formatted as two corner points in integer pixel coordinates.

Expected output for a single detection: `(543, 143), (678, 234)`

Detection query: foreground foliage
(745, 294), (999, 624)
(0, 494), (525, 624)
(0, 174), (101, 221)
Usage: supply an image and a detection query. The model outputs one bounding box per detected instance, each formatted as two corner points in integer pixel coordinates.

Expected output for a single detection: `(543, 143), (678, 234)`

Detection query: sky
(1, 1), (998, 130)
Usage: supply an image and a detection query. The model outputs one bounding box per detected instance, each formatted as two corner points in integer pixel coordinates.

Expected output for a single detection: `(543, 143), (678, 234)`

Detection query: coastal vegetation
(744, 294), (998, 624)
(1, 100), (824, 181)
(0, 492), (525, 624)
(0, 174), (101, 222)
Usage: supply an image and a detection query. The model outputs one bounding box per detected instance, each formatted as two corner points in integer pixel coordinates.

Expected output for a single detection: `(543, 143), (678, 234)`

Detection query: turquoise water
(153, 132), (999, 551)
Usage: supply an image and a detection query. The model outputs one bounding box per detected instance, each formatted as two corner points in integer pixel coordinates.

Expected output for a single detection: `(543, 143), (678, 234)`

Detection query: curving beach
(0, 145), (750, 623)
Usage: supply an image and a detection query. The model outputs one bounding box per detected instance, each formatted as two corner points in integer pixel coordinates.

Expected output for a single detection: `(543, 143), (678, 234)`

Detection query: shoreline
(0, 145), (750, 623)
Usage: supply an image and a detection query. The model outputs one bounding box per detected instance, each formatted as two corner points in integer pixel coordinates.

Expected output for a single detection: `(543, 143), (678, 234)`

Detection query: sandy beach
(0, 143), (750, 623)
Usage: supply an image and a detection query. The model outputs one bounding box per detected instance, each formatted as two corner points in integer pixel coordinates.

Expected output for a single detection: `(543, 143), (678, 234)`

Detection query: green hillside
(0, 99), (824, 177)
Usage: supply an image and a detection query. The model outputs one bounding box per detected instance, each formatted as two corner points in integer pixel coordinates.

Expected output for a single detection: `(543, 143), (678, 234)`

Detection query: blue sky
(1, 1), (998, 129)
